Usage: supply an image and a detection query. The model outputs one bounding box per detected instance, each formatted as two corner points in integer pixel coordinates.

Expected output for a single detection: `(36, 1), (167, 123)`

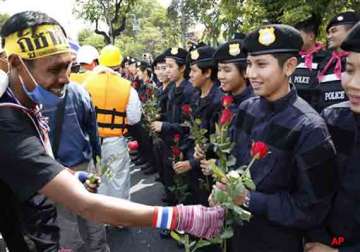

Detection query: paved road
(107, 165), (183, 252)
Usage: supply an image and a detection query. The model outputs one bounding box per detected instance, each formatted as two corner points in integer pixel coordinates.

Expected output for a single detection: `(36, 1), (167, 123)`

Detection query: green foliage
(76, 0), (181, 57)
(74, 0), (136, 43)
(116, 0), (181, 57)
(78, 28), (106, 50)
(0, 13), (9, 31)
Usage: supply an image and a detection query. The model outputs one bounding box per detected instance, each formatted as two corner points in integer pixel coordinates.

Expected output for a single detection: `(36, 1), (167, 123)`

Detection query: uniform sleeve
(340, 244), (360, 252)
(83, 93), (102, 160)
(126, 87), (142, 125)
(249, 124), (338, 229)
(0, 109), (64, 202)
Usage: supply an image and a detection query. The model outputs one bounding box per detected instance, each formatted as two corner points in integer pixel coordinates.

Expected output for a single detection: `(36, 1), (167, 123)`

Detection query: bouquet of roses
(169, 133), (191, 203)
(142, 85), (160, 136)
(181, 104), (211, 191)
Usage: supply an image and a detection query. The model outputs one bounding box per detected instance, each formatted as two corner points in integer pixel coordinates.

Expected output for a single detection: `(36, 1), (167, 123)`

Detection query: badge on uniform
(191, 50), (200, 60)
(229, 43), (241, 56)
(258, 27), (276, 46)
(171, 47), (179, 55)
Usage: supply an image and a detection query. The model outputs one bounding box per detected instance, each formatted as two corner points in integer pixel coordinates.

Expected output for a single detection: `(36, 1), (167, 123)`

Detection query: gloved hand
(176, 204), (224, 239)
(74, 171), (101, 193)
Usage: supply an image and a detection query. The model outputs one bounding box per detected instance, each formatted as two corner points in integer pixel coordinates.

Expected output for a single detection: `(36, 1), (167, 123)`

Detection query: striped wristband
(152, 207), (177, 230)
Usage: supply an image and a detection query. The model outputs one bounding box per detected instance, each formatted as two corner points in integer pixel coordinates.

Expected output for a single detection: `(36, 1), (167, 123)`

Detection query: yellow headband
(4, 24), (70, 60)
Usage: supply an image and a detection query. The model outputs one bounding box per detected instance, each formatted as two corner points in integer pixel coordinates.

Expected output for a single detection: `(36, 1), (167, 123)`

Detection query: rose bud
(222, 95), (233, 107)
(219, 108), (233, 125)
(251, 141), (269, 160)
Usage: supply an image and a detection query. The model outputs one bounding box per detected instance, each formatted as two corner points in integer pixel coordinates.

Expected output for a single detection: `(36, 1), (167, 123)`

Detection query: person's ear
(284, 57), (298, 77)
(205, 68), (212, 79)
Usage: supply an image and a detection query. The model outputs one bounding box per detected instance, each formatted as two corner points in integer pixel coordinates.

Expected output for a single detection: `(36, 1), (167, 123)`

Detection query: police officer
(173, 46), (223, 206)
(291, 15), (328, 109)
(213, 24), (337, 252)
(317, 12), (360, 111)
(196, 40), (253, 177)
(151, 47), (194, 204)
(305, 21), (360, 252)
(151, 53), (175, 194)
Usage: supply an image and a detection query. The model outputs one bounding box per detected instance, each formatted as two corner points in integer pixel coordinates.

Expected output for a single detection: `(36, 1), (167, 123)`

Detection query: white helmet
(77, 45), (99, 64)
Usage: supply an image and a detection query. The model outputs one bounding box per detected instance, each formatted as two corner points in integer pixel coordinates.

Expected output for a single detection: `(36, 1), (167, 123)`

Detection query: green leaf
(192, 240), (213, 252)
(243, 176), (256, 191)
(220, 227), (234, 239)
(170, 231), (184, 243)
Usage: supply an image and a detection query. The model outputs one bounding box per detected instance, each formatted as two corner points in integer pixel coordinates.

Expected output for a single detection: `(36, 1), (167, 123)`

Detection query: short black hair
(196, 61), (218, 81)
(272, 53), (298, 67)
(295, 15), (321, 37)
(1, 11), (66, 47)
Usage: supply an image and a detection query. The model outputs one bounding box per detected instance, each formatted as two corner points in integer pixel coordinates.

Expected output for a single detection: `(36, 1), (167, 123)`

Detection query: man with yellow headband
(0, 11), (224, 252)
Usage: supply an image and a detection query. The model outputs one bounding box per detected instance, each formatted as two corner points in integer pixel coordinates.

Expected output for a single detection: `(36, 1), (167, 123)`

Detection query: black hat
(213, 39), (247, 63)
(136, 61), (150, 69)
(128, 57), (137, 65)
(245, 24), (303, 56)
(187, 46), (216, 66)
(163, 47), (188, 64)
(153, 53), (166, 67)
(326, 11), (360, 32)
(341, 21), (360, 53)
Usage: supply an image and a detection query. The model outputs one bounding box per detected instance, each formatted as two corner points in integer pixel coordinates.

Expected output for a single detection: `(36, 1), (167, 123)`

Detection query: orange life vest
(84, 71), (131, 137)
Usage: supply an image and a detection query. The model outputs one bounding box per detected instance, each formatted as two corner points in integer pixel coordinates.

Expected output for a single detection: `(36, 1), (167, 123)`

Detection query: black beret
(187, 46), (216, 66)
(136, 61), (150, 69)
(341, 21), (360, 53)
(128, 57), (137, 65)
(152, 53), (166, 67)
(163, 47), (188, 64)
(245, 24), (303, 56)
(213, 39), (247, 63)
(326, 11), (360, 32)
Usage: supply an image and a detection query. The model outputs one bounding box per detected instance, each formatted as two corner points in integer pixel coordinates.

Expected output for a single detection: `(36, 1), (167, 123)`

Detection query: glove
(176, 204), (224, 239)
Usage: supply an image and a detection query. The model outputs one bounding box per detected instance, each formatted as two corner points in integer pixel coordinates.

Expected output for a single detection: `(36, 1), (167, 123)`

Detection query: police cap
(245, 24), (303, 56)
(213, 39), (247, 63)
(326, 11), (360, 32)
(163, 47), (188, 64)
(341, 21), (360, 53)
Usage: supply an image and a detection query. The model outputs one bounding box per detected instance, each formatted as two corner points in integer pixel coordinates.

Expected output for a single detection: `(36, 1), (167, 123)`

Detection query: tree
(0, 13), (9, 32)
(74, 0), (136, 44)
(78, 28), (106, 50)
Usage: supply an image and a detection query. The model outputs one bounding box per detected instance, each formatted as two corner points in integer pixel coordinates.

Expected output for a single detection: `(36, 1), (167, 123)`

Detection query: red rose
(251, 141), (269, 160)
(128, 140), (139, 152)
(182, 104), (192, 115)
(172, 146), (182, 157)
(146, 88), (153, 97)
(174, 133), (181, 143)
(222, 95), (233, 107)
(219, 108), (233, 125)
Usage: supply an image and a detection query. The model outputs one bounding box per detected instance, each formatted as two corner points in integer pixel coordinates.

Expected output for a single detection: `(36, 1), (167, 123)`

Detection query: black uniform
(316, 50), (348, 112)
(290, 44), (328, 109)
(184, 83), (223, 205)
(228, 24), (338, 252)
(231, 88), (337, 252)
(308, 102), (360, 252)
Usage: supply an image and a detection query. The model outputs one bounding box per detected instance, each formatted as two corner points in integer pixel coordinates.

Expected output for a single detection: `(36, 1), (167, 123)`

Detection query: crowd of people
(0, 7), (359, 252)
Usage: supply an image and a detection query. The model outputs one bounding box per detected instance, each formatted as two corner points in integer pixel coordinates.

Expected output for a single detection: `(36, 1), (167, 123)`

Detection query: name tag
(325, 91), (345, 101)
(294, 76), (310, 84)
